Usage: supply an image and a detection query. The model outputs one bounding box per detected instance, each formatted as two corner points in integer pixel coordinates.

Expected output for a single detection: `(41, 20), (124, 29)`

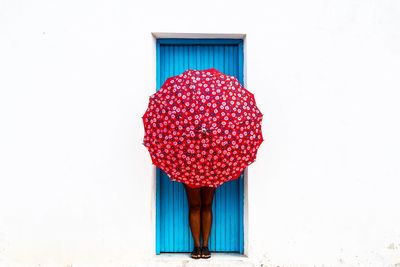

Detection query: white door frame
(149, 32), (249, 256)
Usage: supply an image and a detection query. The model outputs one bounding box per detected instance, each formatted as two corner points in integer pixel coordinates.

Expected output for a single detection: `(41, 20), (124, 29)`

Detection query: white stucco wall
(1, 0), (400, 266)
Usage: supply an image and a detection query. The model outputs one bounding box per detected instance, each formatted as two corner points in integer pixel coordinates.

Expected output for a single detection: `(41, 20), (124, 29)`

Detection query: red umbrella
(142, 68), (264, 188)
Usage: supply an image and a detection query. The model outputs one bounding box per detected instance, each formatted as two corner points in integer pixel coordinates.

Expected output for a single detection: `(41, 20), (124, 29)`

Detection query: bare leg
(200, 186), (216, 247)
(184, 184), (202, 247)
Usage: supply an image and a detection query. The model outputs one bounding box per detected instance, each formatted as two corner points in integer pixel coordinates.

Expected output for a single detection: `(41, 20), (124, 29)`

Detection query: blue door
(155, 38), (244, 254)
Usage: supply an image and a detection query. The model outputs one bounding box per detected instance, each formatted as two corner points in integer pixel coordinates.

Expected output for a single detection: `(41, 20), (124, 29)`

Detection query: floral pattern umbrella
(142, 68), (264, 188)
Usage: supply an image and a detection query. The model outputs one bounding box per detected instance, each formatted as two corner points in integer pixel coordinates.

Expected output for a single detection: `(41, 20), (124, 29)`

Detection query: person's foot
(201, 246), (211, 258)
(190, 246), (201, 259)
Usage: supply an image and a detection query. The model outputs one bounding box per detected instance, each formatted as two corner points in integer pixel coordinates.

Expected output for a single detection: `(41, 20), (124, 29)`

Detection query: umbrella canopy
(142, 68), (264, 188)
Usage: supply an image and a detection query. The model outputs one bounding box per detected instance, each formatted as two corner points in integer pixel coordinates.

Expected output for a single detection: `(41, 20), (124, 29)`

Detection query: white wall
(1, 0), (400, 266)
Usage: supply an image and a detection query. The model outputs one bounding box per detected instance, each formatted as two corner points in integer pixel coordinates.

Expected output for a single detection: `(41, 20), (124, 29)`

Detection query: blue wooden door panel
(155, 39), (244, 254)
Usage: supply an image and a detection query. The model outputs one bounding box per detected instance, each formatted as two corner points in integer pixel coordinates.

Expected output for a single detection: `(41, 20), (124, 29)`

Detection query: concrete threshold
(139, 252), (257, 267)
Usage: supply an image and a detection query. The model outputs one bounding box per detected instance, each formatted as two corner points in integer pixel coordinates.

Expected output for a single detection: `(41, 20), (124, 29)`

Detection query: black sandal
(190, 246), (201, 259)
(201, 246), (211, 258)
